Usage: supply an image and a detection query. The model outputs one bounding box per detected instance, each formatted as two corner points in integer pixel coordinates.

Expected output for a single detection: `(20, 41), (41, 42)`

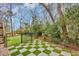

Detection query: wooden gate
(0, 22), (4, 44)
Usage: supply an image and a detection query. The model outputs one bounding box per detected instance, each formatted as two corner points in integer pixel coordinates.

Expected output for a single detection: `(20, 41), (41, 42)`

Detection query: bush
(52, 38), (61, 44)
(51, 31), (60, 39)
(63, 39), (69, 46)
(68, 38), (76, 44)
(75, 38), (79, 47)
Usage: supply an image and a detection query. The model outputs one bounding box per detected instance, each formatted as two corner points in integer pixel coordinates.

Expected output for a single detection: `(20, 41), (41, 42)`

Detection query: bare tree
(9, 4), (13, 36)
(57, 3), (68, 39)
(40, 3), (69, 40)
(39, 3), (54, 22)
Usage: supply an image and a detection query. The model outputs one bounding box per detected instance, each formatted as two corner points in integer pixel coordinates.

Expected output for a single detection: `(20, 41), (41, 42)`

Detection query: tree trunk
(10, 4), (13, 36)
(40, 3), (68, 39)
(40, 3), (54, 22)
(57, 3), (68, 39)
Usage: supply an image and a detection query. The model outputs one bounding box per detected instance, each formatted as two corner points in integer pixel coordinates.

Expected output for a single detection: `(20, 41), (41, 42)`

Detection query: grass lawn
(22, 35), (32, 43)
(7, 35), (32, 47)
(7, 35), (21, 46)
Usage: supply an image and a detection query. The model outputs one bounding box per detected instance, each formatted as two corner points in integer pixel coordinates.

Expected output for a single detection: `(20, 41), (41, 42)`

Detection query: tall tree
(9, 4), (13, 36)
(57, 3), (68, 40)
(39, 3), (54, 22)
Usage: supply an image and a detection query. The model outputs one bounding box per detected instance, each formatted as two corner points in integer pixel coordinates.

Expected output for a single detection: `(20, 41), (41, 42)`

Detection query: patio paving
(8, 40), (72, 56)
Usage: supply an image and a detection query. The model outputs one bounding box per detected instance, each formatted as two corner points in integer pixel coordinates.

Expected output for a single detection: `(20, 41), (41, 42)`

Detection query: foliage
(51, 23), (60, 39)
(65, 5), (79, 47)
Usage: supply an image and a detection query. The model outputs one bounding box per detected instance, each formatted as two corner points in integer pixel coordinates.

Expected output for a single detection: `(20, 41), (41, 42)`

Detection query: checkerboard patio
(8, 40), (72, 56)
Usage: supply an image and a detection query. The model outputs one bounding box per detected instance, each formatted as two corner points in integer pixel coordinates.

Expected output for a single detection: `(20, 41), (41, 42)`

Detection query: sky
(10, 3), (45, 31)
(0, 3), (55, 31)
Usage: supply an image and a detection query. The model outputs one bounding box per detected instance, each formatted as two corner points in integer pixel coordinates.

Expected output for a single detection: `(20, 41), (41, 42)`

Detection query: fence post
(31, 33), (33, 43)
(4, 33), (7, 47)
(21, 33), (23, 43)
(31, 34), (32, 43)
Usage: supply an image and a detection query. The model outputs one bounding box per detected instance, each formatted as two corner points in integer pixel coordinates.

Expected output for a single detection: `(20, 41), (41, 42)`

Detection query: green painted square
(36, 40), (38, 43)
(17, 47), (23, 50)
(42, 45), (48, 48)
(36, 42), (38, 44)
(50, 45), (56, 48)
(33, 50), (41, 55)
(34, 45), (40, 49)
(43, 49), (51, 55)
(50, 44), (53, 47)
(26, 46), (32, 50)
(28, 44), (32, 47)
(53, 49), (61, 54)
(11, 51), (20, 56)
(35, 44), (39, 46)
(42, 43), (45, 46)
(35, 43), (39, 45)
(29, 43), (32, 45)
(63, 48), (70, 52)
(50, 45), (54, 48)
(22, 51), (31, 56)
(9, 48), (15, 50)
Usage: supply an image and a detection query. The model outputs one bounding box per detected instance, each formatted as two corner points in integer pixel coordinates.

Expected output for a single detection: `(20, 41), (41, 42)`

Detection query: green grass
(7, 36), (21, 47)
(7, 35), (32, 47)
(22, 35), (32, 43)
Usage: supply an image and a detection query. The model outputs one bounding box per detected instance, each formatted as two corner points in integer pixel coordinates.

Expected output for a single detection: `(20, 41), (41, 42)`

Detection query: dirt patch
(0, 44), (10, 56)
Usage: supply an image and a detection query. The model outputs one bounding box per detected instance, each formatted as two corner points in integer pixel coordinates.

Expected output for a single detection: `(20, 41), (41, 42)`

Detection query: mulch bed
(58, 43), (79, 51)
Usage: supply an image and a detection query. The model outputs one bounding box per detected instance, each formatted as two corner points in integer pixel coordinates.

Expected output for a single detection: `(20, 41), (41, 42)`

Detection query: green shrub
(75, 38), (79, 47)
(51, 24), (61, 39)
(52, 38), (61, 44)
(63, 39), (69, 46)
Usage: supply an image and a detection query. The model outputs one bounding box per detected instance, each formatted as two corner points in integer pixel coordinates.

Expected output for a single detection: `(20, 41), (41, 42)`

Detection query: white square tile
(44, 42), (48, 43)
(8, 46), (14, 49)
(38, 52), (48, 56)
(23, 45), (28, 48)
(17, 54), (23, 56)
(29, 48), (36, 52)
(45, 44), (50, 46)
(38, 45), (43, 47)
(32, 45), (36, 47)
(51, 44), (56, 47)
(34, 41), (37, 43)
(27, 53), (36, 56)
(38, 48), (45, 51)
(10, 49), (18, 53)
(38, 42), (42, 45)
(20, 43), (24, 46)
(55, 47), (62, 50)
(16, 46), (21, 48)
(47, 47), (54, 51)
(50, 51), (59, 56)
(61, 51), (71, 56)
(19, 48), (27, 53)
(32, 42), (36, 45)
